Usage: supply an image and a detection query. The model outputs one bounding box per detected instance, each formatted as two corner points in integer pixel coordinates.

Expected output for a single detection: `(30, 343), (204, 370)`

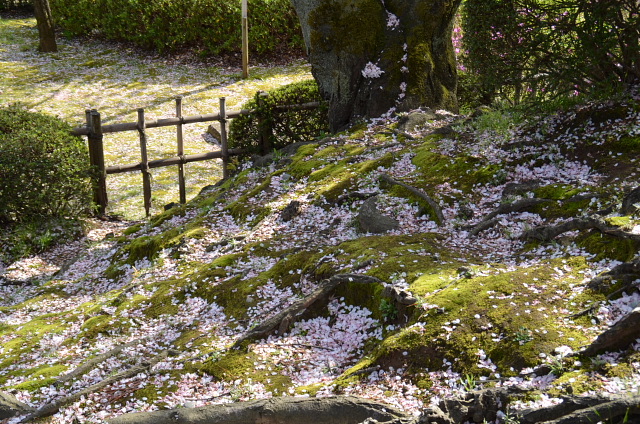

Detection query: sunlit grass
(0, 16), (312, 219)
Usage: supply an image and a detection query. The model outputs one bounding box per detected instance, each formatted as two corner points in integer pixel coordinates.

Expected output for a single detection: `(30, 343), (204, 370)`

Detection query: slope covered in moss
(0, 97), (639, 422)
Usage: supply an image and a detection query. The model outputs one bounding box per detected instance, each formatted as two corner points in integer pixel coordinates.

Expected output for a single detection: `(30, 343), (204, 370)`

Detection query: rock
(0, 391), (34, 419)
(502, 179), (542, 197)
(397, 110), (438, 133)
(281, 200), (302, 222)
(621, 186), (640, 215)
(383, 285), (417, 305)
(202, 124), (221, 146)
(357, 196), (399, 234)
(252, 153), (274, 168)
(437, 387), (515, 424)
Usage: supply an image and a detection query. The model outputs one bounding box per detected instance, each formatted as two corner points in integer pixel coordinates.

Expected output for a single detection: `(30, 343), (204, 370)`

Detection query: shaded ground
(0, 14), (312, 219)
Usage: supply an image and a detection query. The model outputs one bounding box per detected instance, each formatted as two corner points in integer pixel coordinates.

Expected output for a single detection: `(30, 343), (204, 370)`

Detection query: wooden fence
(71, 95), (320, 217)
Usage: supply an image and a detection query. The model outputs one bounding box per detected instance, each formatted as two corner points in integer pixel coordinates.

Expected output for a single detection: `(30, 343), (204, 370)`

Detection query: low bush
(0, 0), (31, 12)
(461, 0), (639, 105)
(50, 0), (303, 56)
(228, 80), (329, 156)
(0, 104), (92, 224)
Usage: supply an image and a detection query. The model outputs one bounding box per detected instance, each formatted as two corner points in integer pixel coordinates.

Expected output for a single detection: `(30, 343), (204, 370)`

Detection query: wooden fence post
(256, 91), (273, 156)
(241, 0), (249, 79)
(137, 108), (152, 217)
(86, 109), (108, 216)
(219, 97), (230, 180)
(176, 97), (186, 204)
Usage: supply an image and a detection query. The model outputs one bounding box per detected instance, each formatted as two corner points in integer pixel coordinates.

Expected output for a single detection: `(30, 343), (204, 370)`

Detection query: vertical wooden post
(137, 108), (152, 217)
(176, 97), (186, 204)
(87, 109), (108, 216)
(241, 0), (249, 79)
(219, 97), (230, 180)
(256, 91), (272, 156)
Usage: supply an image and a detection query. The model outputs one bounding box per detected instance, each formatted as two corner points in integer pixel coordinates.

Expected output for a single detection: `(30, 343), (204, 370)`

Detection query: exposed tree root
(107, 395), (412, 424)
(19, 350), (170, 423)
(468, 198), (552, 236)
(582, 306), (640, 356)
(103, 387), (640, 424)
(54, 337), (148, 388)
(232, 274), (383, 349)
(379, 174), (444, 224)
(521, 216), (640, 242)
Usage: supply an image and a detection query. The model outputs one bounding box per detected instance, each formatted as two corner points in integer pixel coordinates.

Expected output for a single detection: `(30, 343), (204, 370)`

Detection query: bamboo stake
(219, 97), (230, 180)
(242, 0), (249, 79)
(176, 97), (186, 204)
(87, 109), (108, 215)
(137, 108), (152, 217)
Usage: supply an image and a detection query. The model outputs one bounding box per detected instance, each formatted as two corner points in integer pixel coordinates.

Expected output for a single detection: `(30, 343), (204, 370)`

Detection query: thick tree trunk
(33, 0), (57, 53)
(292, 0), (461, 131)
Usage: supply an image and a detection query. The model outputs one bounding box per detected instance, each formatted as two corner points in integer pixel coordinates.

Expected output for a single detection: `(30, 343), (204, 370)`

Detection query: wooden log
(70, 104), (320, 137)
(87, 110), (108, 215)
(105, 149), (243, 175)
(71, 110), (251, 136)
(137, 108), (152, 217)
(219, 97), (230, 180)
(176, 97), (186, 204)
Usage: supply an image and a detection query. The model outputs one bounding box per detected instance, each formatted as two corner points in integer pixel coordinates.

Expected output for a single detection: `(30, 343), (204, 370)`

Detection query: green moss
(606, 136), (640, 153)
(12, 377), (57, 391)
(309, 0), (384, 57)
(343, 257), (598, 377)
(194, 350), (292, 393)
(123, 222), (144, 236)
(577, 231), (639, 262)
(534, 184), (583, 201)
(78, 315), (113, 339)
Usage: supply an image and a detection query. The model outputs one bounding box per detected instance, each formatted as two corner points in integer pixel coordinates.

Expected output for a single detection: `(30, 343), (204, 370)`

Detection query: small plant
(548, 356), (566, 376)
(461, 374), (477, 392)
(379, 298), (398, 322)
(513, 326), (534, 345)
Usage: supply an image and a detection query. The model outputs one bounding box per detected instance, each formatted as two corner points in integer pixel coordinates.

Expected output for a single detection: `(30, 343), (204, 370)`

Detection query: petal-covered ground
(2, 14), (640, 424)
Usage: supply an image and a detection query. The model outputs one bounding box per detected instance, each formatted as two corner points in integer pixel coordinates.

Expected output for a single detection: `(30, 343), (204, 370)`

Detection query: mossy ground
(0, 32), (639, 419)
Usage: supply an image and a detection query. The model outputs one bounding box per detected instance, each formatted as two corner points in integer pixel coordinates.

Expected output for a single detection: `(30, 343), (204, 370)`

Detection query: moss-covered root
(107, 395), (411, 424)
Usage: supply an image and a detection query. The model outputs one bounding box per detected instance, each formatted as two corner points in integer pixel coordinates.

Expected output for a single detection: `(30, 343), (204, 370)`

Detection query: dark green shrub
(0, 104), (92, 223)
(229, 80), (329, 156)
(0, 0), (31, 12)
(50, 0), (303, 56)
(462, 0), (640, 105)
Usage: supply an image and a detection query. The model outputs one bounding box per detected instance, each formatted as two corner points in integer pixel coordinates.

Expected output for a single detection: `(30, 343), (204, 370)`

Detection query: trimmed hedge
(50, 0), (303, 56)
(229, 80), (329, 156)
(0, 0), (31, 11)
(0, 104), (92, 223)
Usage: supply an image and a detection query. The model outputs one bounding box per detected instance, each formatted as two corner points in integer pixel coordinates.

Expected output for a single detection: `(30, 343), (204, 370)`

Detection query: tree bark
(291, 0), (461, 131)
(33, 0), (57, 53)
(107, 396), (412, 424)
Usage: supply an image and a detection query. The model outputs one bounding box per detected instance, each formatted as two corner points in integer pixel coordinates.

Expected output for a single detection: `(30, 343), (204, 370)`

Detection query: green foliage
(228, 80), (329, 156)
(0, 104), (92, 224)
(461, 0), (640, 105)
(49, 0), (303, 56)
(0, 0), (31, 12)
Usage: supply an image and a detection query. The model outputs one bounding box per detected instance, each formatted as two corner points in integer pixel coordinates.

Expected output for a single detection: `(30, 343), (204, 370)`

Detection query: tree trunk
(33, 0), (57, 53)
(292, 0), (461, 131)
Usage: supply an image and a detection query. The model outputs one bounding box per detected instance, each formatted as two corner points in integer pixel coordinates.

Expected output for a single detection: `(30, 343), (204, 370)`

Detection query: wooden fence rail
(72, 95), (321, 218)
